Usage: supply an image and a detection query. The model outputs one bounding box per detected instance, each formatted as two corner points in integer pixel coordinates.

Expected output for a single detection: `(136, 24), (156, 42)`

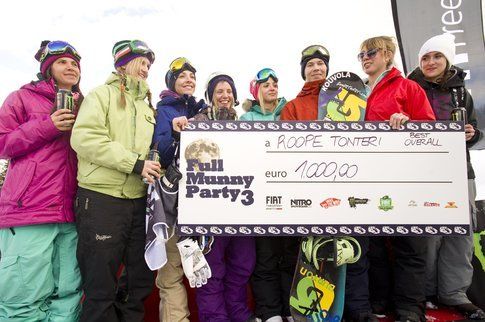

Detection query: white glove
(177, 237), (212, 288)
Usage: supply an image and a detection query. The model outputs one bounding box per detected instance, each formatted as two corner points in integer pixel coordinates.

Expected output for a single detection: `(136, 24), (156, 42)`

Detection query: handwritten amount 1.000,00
(295, 160), (358, 180)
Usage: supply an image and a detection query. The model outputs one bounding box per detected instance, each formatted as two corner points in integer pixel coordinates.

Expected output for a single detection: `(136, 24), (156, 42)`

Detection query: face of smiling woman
(212, 81), (234, 108)
(174, 70), (196, 96)
(50, 57), (80, 90)
(420, 51), (447, 82)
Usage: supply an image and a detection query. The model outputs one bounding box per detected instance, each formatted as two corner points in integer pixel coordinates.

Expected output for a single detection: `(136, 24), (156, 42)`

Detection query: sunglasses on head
(301, 45), (330, 59)
(113, 40), (155, 63)
(39, 41), (81, 63)
(357, 48), (381, 62)
(255, 68), (278, 83)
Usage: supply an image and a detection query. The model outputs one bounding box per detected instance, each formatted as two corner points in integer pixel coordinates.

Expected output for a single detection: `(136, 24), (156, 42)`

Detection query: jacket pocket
(144, 114), (156, 125)
(78, 162), (101, 178)
(5, 160), (36, 203)
(0, 255), (25, 303)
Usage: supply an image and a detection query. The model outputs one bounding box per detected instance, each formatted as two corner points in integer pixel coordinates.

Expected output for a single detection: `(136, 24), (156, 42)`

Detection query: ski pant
(425, 179), (477, 305)
(75, 188), (154, 322)
(0, 223), (82, 322)
(156, 235), (190, 322)
(345, 236), (371, 315)
(196, 236), (256, 322)
(369, 236), (427, 320)
(251, 236), (300, 321)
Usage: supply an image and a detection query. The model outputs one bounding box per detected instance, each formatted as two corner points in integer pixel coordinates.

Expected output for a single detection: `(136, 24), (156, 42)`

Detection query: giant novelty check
(177, 121), (470, 236)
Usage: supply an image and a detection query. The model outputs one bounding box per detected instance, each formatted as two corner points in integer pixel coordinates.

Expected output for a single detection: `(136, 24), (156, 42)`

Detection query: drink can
(56, 89), (74, 112)
(147, 149), (160, 162)
(143, 149), (160, 184)
(451, 107), (467, 123)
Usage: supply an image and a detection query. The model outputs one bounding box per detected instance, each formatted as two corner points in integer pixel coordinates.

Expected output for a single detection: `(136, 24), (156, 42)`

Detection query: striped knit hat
(112, 40), (155, 68)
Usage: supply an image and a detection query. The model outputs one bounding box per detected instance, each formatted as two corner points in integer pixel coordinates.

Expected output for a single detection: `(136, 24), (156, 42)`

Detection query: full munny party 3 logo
(184, 139), (255, 205)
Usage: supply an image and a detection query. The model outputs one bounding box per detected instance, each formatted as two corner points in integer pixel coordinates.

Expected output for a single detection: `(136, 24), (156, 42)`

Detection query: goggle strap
(114, 47), (132, 61)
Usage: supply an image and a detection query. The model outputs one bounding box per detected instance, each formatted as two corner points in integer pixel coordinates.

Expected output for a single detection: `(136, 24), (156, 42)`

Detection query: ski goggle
(301, 45), (330, 60)
(255, 68), (278, 83)
(357, 48), (381, 62)
(113, 40), (155, 63)
(38, 41), (81, 63)
(169, 57), (194, 72)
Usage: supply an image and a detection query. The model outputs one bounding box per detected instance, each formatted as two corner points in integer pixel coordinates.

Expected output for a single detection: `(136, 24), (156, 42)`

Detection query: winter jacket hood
(153, 90), (207, 167)
(0, 79), (78, 228)
(280, 79), (325, 121)
(240, 97), (287, 121)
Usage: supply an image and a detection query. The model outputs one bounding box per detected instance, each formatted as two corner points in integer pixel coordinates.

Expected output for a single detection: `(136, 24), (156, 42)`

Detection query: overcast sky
(0, 0), (399, 109)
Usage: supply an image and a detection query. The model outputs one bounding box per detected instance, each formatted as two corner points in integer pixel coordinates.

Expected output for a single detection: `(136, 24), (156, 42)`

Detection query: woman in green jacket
(71, 40), (159, 322)
(240, 68), (287, 121)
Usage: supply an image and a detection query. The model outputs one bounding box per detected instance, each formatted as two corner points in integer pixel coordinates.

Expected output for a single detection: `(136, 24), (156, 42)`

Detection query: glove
(177, 237), (212, 288)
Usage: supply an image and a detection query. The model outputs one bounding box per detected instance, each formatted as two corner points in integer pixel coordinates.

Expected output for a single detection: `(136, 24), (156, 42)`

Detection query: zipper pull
(85, 198), (89, 210)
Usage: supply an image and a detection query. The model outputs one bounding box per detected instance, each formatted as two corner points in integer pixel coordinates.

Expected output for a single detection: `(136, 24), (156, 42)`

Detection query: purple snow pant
(196, 236), (256, 322)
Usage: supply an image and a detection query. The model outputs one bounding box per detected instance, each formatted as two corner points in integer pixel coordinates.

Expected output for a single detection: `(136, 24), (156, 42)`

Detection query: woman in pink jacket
(0, 40), (83, 321)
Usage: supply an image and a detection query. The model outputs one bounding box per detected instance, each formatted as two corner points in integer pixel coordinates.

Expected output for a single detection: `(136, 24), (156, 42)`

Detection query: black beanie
(300, 51), (330, 80)
(165, 62), (197, 92)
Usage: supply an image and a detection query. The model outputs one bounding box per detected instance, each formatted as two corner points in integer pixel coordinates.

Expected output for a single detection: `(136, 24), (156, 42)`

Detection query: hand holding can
(142, 150), (161, 184)
(56, 89), (74, 112)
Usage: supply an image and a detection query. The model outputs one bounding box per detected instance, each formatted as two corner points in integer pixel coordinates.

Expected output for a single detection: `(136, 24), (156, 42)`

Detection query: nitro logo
(185, 159), (255, 205)
(291, 199), (312, 208)
(266, 196), (283, 210)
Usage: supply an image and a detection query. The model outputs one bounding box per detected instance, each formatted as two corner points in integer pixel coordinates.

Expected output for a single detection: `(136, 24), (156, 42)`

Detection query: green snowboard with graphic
(290, 237), (346, 322)
(318, 71), (367, 121)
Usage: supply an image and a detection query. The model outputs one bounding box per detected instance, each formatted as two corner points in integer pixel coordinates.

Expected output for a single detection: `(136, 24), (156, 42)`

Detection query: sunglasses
(169, 57), (194, 72)
(113, 40), (155, 63)
(357, 48), (381, 62)
(301, 45), (330, 59)
(255, 68), (278, 83)
(39, 41), (81, 63)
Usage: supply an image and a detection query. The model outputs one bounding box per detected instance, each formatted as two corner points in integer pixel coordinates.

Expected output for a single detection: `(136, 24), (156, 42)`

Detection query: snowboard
(290, 73), (369, 321)
(290, 237), (346, 322)
(318, 71), (367, 121)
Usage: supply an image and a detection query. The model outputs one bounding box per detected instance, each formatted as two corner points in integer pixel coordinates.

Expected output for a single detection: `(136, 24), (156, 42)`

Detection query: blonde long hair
(115, 57), (153, 108)
(257, 80), (278, 114)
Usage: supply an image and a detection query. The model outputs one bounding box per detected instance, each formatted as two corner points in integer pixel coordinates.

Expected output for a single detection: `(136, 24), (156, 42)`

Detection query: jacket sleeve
(280, 101), (297, 120)
(70, 87), (138, 174)
(465, 91), (481, 147)
(407, 82), (436, 121)
(0, 90), (61, 159)
(153, 106), (177, 167)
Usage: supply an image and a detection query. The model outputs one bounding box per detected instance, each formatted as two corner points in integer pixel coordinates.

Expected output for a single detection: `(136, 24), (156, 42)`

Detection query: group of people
(0, 33), (482, 322)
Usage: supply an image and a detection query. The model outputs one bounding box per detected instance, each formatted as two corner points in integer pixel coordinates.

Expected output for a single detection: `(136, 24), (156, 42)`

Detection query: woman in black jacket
(408, 33), (484, 320)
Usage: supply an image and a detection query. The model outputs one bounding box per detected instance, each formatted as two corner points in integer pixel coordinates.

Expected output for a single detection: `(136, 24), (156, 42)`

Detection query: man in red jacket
(281, 45), (329, 121)
(281, 45), (378, 322)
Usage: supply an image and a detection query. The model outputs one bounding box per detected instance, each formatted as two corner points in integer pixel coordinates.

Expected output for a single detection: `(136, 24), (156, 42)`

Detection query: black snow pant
(369, 236), (427, 321)
(75, 187), (154, 322)
(251, 236), (300, 321)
